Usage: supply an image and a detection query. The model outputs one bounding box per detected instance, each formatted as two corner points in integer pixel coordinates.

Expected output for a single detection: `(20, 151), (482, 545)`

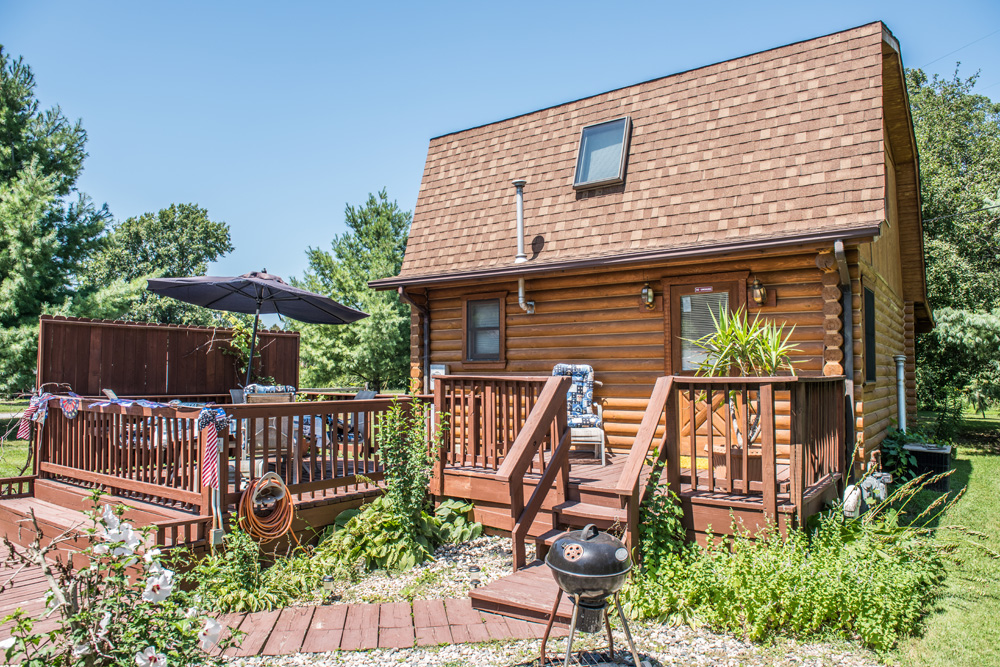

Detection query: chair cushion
(552, 363), (601, 427)
(568, 413), (602, 428)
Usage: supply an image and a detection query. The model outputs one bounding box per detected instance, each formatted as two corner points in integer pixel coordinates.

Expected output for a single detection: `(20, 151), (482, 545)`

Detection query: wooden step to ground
(469, 560), (573, 626)
(553, 501), (627, 528)
(0, 496), (92, 562)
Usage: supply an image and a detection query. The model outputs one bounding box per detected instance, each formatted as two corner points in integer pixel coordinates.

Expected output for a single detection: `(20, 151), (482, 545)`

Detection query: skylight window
(573, 117), (631, 189)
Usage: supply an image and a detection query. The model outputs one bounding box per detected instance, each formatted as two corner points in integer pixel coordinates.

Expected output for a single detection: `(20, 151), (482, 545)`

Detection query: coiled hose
(238, 472), (295, 542)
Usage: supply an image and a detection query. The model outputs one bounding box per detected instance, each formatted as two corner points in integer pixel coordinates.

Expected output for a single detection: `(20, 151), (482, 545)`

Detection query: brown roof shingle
(395, 22), (888, 282)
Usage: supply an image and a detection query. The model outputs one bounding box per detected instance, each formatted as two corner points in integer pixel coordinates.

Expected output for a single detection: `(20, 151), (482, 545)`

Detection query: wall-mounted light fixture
(750, 278), (767, 306)
(641, 283), (655, 309)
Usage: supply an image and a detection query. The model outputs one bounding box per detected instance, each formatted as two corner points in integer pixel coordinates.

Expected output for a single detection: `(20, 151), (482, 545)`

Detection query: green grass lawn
(0, 439), (30, 477)
(894, 410), (1000, 667)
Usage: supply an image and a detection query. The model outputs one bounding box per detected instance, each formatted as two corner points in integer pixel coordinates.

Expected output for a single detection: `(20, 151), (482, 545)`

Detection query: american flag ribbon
(17, 402), (39, 440)
(200, 422), (220, 490)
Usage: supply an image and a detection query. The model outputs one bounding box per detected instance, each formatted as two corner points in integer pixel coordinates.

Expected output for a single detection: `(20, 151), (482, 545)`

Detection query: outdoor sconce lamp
(751, 278), (767, 306)
(641, 283), (655, 309)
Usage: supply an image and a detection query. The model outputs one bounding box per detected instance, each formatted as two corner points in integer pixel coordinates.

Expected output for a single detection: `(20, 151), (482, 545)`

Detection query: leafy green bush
(314, 497), (482, 573)
(623, 477), (955, 652)
(185, 522), (312, 613)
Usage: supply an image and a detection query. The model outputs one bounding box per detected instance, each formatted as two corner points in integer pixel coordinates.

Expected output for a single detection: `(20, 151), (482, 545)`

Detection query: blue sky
(3, 1), (999, 285)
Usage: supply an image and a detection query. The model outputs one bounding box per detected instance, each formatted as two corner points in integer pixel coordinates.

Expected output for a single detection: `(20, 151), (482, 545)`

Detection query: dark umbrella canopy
(147, 271), (368, 385)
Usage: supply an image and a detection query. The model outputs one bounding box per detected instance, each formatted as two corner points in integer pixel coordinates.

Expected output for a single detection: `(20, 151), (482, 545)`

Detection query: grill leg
(539, 589), (563, 666)
(604, 606), (614, 657)
(563, 594), (581, 667)
(613, 592), (643, 667)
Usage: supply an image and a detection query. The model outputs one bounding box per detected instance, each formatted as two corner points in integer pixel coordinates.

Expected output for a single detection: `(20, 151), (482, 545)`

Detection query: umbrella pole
(245, 303), (261, 387)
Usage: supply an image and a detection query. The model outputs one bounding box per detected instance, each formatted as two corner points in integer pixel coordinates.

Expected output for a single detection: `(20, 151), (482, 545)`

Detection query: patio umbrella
(147, 270), (368, 386)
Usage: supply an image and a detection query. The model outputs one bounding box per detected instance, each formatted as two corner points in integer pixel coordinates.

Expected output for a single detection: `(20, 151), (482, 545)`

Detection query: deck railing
(219, 396), (430, 506)
(37, 399), (206, 511)
(617, 375), (847, 540)
(31, 395), (430, 533)
(432, 375), (552, 473)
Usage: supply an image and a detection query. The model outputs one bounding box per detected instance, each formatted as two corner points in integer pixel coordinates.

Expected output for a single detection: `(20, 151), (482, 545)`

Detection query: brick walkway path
(3, 562), (562, 655)
(218, 598), (566, 657)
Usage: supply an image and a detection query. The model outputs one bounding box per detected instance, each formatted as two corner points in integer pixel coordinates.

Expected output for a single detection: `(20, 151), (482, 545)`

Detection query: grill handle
(581, 524), (599, 541)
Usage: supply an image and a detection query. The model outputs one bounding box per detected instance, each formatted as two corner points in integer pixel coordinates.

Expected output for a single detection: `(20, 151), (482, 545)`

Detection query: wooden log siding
(36, 315), (300, 397)
(417, 250), (862, 456)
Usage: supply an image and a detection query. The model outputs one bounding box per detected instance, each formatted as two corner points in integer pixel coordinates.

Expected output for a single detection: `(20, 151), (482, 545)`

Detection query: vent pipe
(513, 179), (528, 264)
(894, 355), (907, 432)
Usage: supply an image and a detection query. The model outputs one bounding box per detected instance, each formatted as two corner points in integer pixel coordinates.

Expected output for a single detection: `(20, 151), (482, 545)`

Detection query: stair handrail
(510, 422), (570, 570)
(496, 375), (571, 569)
(615, 376), (675, 496)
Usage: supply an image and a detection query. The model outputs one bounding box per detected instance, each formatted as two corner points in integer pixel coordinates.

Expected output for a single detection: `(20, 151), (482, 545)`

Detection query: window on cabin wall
(864, 287), (877, 382)
(462, 294), (506, 364)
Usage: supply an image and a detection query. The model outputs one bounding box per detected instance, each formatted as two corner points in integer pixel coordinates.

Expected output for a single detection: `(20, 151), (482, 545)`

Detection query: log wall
(407, 247), (859, 455)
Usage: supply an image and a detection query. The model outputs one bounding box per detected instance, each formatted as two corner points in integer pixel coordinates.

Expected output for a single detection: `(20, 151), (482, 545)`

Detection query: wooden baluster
(790, 382), (804, 524)
(432, 382), (445, 495)
(687, 385), (697, 491)
(724, 383), (733, 494)
(707, 385), (715, 492)
(760, 383), (777, 523)
(741, 386), (750, 494)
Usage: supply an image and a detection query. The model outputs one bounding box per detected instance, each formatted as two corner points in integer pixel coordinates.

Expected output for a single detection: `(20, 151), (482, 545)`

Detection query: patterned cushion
(552, 363), (601, 428)
(244, 383), (296, 394)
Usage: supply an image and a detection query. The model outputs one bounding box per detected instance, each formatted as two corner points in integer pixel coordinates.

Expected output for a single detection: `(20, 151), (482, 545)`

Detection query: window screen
(467, 299), (501, 360)
(574, 117), (630, 188)
(864, 287), (876, 382)
(679, 292), (730, 371)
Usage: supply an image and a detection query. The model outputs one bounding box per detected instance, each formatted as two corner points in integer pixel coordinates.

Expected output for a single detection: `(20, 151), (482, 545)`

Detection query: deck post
(760, 383), (777, 524)
(431, 381), (445, 496)
(789, 383), (806, 526)
(664, 386), (680, 496)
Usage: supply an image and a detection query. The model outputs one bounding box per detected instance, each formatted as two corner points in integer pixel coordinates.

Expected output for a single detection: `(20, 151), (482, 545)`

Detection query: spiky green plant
(686, 307), (799, 377)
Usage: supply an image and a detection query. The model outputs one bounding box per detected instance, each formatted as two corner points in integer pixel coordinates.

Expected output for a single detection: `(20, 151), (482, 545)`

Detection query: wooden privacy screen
(36, 315), (300, 396)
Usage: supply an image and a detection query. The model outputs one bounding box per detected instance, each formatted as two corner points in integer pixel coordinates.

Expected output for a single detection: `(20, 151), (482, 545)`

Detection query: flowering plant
(1, 490), (242, 666)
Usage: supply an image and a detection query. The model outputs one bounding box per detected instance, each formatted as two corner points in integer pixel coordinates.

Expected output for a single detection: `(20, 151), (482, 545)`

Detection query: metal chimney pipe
(894, 354), (907, 432)
(513, 179), (528, 264)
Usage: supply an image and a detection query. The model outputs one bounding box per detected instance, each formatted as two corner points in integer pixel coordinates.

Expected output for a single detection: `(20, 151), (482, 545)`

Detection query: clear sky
(3, 0), (999, 285)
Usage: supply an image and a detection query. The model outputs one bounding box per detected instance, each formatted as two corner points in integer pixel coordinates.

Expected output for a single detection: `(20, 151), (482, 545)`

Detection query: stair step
(553, 501), (628, 526)
(532, 528), (568, 545)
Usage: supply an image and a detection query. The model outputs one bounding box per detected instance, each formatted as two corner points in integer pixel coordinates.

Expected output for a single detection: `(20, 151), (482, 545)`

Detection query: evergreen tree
(0, 47), (109, 393)
(296, 189), (410, 393)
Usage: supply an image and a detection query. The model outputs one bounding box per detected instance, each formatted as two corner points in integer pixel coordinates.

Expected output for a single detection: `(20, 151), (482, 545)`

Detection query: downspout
(397, 287), (430, 394)
(834, 240), (856, 469)
(513, 179), (534, 314)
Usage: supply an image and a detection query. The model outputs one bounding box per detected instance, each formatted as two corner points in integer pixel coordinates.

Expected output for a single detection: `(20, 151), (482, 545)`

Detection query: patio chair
(552, 364), (606, 465)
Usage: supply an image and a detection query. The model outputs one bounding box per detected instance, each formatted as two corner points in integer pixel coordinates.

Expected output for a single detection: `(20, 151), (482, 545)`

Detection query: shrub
(685, 306), (799, 377)
(622, 476), (956, 652)
(184, 521), (312, 613)
(1, 492), (241, 666)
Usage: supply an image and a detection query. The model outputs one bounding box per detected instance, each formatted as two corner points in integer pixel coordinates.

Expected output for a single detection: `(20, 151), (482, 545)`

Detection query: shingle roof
(395, 22), (887, 281)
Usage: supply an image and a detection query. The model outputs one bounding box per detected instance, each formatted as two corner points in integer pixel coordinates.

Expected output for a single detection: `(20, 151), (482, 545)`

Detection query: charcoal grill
(539, 524), (643, 666)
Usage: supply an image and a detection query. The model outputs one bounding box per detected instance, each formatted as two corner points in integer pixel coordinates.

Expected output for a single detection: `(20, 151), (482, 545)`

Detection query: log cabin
(371, 22), (931, 554)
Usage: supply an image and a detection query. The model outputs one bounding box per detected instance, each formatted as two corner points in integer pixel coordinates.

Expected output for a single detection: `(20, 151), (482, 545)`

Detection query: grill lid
(545, 524), (632, 579)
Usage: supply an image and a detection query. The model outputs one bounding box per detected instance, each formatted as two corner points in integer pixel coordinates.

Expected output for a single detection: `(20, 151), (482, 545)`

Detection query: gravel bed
(226, 623), (885, 667)
(227, 537), (884, 666)
(320, 535), (534, 604)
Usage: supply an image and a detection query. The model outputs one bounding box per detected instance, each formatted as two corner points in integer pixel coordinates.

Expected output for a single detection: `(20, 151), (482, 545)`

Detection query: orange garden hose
(238, 473), (296, 543)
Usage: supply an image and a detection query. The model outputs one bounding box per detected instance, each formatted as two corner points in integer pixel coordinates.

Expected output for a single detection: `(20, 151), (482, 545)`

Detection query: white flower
(72, 643), (92, 657)
(94, 544), (109, 555)
(135, 647), (167, 667)
(98, 611), (111, 638)
(102, 522), (141, 557)
(101, 505), (120, 531)
(141, 569), (174, 603)
(0, 637), (16, 650)
(184, 607), (200, 619)
(198, 618), (223, 651)
(144, 548), (161, 563)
